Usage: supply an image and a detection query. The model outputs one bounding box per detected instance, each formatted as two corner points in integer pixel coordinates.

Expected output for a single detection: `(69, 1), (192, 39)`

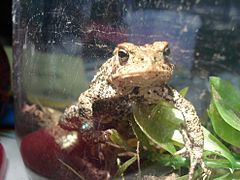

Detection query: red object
(20, 126), (113, 180)
(0, 143), (7, 180)
(20, 126), (80, 180)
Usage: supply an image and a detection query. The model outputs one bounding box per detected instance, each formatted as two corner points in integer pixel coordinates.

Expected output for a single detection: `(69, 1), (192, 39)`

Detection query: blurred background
(0, 0), (11, 45)
(0, 0), (12, 129)
(0, 1), (18, 180)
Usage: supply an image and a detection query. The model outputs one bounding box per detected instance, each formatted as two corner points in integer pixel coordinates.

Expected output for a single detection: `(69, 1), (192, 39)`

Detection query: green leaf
(208, 102), (240, 148)
(209, 77), (240, 147)
(211, 86), (240, 131)
(156, 103), (236, 166)
(176, 174), (188, 180)
(210, 76), (240, 132)
(202, 126), (236, 168)
(133, 102), (179, 154)
(210, 76), (240, 110)
(171, 122), (236, 168)
(145, 152), (188, 169)
(213, 172), (231, 180)
(133, 98), (236, 167)
(131, 117), (154, 151)
(179, 87), (189, 97)
(213, 170), (240, 180)
(215, 100), (240, 131)
(152, 101), (183, 127)
(108, 129), (133, 151)
(116, 156), (137, 176)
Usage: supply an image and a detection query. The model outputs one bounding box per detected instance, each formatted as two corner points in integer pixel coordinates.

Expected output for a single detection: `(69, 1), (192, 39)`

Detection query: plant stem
(145, 153), (240, 170)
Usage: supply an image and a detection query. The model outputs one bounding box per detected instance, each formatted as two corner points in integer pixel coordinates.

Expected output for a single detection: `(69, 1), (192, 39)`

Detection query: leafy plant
(110, 76), (240, 179)
(208, 77), (240, 148)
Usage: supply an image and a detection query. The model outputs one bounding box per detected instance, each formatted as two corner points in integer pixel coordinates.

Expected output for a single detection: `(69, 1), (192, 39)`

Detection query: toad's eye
(118, 49), (129, 65)
(163, 47), (170, 56)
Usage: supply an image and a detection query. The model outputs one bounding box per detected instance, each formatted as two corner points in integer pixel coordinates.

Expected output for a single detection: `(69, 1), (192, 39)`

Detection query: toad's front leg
(143, 85), (211, 179)
(175, 127), (210, 180)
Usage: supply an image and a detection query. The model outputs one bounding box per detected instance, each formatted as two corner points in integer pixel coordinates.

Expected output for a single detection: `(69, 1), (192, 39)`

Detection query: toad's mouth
(108, 63), (174, 91)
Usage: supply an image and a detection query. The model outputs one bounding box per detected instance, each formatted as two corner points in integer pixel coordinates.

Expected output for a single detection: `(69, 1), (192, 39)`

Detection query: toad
(60, 41), (210, 180)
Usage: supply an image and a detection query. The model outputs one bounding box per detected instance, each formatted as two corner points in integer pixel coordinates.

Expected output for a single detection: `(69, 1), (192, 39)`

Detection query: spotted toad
(60, 41), (210, 179)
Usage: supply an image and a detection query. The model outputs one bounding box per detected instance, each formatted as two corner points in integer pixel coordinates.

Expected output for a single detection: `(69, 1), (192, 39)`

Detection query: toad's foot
(175, 147), (211, 180)
(175, 129), (211, 180)
(201, 168), (211, 180)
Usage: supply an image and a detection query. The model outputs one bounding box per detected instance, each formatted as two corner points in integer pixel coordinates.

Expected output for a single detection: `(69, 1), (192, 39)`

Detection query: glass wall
(13, 1), (240, 179)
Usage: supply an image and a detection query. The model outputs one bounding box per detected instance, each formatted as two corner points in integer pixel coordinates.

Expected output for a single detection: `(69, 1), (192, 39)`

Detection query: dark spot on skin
(132, 86), (140, 95)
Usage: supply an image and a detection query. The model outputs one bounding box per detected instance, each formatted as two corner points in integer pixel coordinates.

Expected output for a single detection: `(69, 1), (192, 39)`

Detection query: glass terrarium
(13, 0), (240, 179)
